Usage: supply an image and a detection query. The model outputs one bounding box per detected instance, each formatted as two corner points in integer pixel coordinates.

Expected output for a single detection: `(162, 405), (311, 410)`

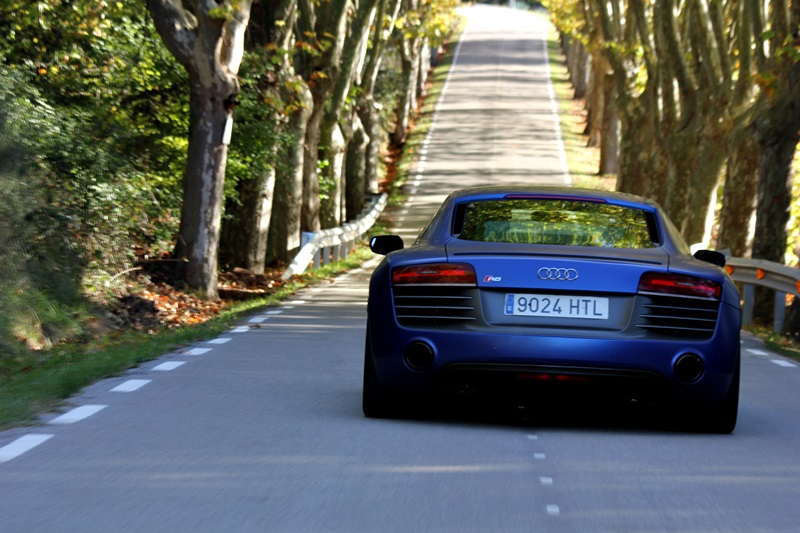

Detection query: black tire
(362, 331), (402, 418)
(692, 353), (740, 434)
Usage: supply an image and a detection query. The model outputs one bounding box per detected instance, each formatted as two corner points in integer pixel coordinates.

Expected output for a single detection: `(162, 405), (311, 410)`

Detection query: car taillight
(392, 263), (477, 285)
(638, 272), (722, 300)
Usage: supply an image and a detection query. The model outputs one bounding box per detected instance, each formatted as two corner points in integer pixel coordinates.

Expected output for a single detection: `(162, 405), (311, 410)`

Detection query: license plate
(504, 294), (609, 320)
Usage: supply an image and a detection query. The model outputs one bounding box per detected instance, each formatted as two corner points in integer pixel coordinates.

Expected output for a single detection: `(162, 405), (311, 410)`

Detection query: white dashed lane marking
(0, 434), (54, 463)
(110, 379), (151, 393)
(0, 287), (332, 463)
(152, 361), (186, 371)
(50, 405), (107, 425)
(546, 504), (561, 516)
(185, 347), (212, 356)
(540, 477), (554, 486)
(746, 348), (798, 367)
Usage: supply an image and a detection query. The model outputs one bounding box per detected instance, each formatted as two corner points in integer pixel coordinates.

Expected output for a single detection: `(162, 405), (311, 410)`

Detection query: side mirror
(369, 235), (404, 255)
(693, 249), (726, 268)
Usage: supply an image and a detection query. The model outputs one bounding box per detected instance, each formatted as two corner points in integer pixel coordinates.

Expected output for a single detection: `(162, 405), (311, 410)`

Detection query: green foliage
(0, 66), (85, 355)
(0, 3), (191, 358)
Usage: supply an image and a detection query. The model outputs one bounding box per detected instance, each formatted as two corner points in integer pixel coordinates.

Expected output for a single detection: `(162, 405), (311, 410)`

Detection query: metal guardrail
(281, 193), (388, 280)
(723, 255), (800, 333)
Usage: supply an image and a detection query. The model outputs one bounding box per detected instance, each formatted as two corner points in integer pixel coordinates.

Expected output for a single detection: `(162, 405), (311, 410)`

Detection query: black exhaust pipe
(404, 341), (435, 371)
(674, 353), (704, 384)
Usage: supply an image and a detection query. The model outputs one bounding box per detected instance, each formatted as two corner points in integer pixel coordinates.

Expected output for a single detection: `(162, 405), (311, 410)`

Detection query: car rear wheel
(363, 330), (405, 418)
(691, 353), (740, 434)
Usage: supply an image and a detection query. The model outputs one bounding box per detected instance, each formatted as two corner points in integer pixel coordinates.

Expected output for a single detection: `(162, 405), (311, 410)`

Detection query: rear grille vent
(636, 294), (719, 339)
(393, 286), (477, 327)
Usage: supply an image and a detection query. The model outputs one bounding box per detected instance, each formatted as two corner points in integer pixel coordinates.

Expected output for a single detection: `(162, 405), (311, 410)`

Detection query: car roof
(445, 186), (660, 209)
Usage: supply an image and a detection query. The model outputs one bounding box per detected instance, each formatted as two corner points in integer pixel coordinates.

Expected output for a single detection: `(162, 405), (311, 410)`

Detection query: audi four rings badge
(538, 267), (579, 281)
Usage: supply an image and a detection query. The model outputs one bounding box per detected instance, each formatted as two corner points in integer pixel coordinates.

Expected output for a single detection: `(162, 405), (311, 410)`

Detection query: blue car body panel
(366, 186), (741, 407)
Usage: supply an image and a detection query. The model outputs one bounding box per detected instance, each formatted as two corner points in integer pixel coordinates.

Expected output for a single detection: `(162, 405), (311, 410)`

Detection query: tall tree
(352, 0), (403, 216)
(294, 0), (350, 232)
(220, 0), (303, 271)
(318, 0), (381, 227)
(147, 0), (254, 299)
(392, 0), (425, 146)
(750, 0), (800, 321)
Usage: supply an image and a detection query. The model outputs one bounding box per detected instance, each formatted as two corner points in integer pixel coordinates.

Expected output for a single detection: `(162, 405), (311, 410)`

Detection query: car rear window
(456, 198), (656, 248)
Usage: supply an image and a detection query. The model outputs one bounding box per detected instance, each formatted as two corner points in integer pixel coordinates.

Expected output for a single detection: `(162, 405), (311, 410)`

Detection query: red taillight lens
(638, 272), (722, 300)
(392, 263), (477, 285)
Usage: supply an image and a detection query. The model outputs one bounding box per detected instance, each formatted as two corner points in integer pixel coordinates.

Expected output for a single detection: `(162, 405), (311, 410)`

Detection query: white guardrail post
(723, 255), (800, 332)
(281, 193), (388, 280)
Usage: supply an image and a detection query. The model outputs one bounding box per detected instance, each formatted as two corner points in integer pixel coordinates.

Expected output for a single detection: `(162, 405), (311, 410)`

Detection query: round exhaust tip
(404, 341), (435, 372)
(674, 353), (704, 384)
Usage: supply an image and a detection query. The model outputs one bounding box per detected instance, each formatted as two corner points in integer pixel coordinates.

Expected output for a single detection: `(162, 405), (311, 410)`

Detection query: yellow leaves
(755, 72), (777, 98)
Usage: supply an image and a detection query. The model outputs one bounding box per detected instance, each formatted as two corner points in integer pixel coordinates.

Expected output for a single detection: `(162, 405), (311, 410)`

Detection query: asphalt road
(2, 5), (800, 532)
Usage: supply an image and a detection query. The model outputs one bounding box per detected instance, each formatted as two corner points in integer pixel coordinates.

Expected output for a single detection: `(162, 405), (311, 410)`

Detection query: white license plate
(504, 294), (609, 320)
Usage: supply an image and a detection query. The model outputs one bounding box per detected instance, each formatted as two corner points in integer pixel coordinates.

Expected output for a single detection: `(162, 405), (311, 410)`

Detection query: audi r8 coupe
(364, 186), (741, 433)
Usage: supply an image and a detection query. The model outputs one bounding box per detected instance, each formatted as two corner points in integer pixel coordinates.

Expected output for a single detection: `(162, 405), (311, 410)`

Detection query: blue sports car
(364, 186), (741, 433)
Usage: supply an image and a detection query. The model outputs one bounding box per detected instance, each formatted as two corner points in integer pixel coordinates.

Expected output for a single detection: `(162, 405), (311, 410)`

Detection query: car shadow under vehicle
(392, 391), (714, 435)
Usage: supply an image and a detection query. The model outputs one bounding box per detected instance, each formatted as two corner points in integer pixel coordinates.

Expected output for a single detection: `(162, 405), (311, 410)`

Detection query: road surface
(2, 5), (799, 532)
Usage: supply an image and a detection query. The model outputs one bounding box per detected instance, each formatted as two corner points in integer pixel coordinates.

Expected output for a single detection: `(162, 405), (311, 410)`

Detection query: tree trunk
(359, 96), (383, 195)
(174, 83), (234, 298)
(614, 84), (658, 198)
(147, 0), (253, 299)
(320, 124), (346, 228)
(302, 105), (324, 233)
(752, 103), (799, 323)
(569, 39), (588, 99)
(598, 71), (617, 175)
(716, 136), (757, 256)
(683, 129), (727, 246)
(586, 51), (606, 148)
(220, 163), (275, 273)
(392, 34), (422, 146)
(268, 80), (313, 264)
(346, 113), (370, 220)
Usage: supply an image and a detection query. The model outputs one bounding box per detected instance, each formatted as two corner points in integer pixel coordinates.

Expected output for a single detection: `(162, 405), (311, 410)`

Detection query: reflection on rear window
(457, 199), (655, 248)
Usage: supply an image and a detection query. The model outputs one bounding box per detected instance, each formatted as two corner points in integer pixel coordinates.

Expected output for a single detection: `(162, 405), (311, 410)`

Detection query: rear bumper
(367, 310), (740, 403)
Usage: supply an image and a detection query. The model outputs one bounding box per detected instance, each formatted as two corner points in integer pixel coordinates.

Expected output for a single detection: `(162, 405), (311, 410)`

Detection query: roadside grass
(0, 248), (373, 430)
(744, 324), (800, 362)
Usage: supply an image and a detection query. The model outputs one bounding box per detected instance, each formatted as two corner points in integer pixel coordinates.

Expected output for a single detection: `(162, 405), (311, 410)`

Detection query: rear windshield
(456, 198), (656, 248)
